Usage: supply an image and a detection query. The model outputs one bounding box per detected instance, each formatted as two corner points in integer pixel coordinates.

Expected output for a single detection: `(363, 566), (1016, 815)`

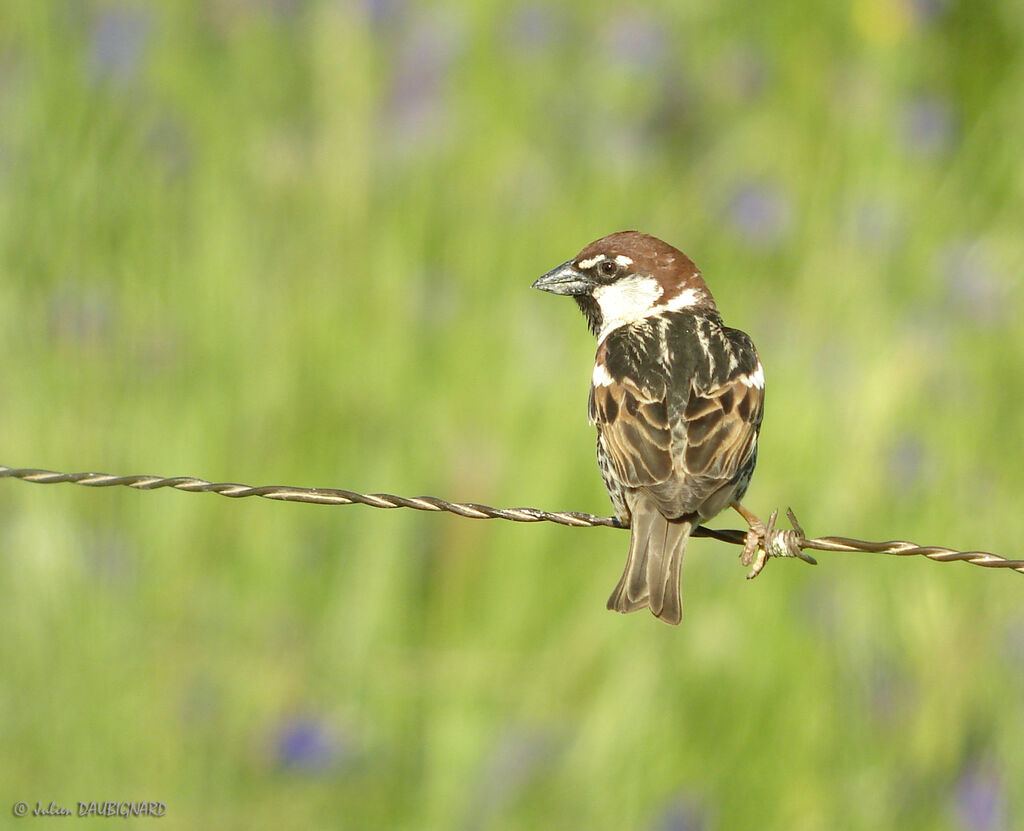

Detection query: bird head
(532, 231), (717, 340)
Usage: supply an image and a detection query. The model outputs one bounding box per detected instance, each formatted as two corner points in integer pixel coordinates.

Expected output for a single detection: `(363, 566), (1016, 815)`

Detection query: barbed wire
(1, 465), (1021, 577)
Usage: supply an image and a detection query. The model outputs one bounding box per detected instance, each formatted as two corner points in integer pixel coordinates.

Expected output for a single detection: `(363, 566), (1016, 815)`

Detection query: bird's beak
(532, 260), (595, 296)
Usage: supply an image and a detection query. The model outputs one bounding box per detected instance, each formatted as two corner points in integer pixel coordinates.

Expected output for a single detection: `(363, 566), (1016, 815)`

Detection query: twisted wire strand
(1, 466), (1021, 576)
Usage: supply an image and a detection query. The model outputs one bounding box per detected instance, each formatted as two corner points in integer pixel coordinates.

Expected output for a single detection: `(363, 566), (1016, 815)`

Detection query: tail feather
(606, 517), (650, 614)
(606, 495), (691, 625)
(627, 526), (650, 603)
(649, 519), (690, 625)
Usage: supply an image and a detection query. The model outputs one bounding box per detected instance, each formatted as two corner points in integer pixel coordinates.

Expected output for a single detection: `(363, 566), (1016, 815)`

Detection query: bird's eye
(599, 260), (618, 278)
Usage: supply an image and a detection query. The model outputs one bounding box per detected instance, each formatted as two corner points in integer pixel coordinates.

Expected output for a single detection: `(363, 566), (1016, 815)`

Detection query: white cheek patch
(594, 275), (665, 342)
(592, 362), (614, 387)
(577, 254), (606, 270)
(662, 287), (703, 312)
(739, 362), (765, 389)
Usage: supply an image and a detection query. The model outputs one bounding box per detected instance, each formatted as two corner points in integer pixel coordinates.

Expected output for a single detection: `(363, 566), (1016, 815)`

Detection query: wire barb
(1, 465), (1021, 576)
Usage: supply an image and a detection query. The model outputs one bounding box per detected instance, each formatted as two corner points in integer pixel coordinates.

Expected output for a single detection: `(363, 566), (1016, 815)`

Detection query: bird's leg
(732, 501), (770, 578)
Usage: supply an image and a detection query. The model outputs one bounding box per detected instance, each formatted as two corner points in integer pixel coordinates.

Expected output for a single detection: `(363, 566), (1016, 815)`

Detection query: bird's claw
(740, 515), (768, 574)
(741, 507), (817, 579)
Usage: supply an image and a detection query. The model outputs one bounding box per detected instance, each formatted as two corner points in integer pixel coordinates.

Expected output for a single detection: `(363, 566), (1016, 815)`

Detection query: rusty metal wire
(1, 465), (1021, 577)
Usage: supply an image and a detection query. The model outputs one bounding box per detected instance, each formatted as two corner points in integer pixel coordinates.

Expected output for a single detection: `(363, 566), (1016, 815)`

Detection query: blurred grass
(1, 1), (1023, 829)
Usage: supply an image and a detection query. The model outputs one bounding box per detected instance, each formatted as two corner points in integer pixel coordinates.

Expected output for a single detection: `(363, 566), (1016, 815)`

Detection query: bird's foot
(732, 505), (817, 579)
(739, 517), (768, 575)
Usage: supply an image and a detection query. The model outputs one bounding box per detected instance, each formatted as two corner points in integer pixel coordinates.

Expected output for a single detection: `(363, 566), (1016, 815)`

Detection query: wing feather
(681, 373), (762, 480)
(590, 378), (671, 486)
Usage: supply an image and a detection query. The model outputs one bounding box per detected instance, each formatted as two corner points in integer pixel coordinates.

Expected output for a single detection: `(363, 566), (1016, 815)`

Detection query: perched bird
(533, 231), (768, 625)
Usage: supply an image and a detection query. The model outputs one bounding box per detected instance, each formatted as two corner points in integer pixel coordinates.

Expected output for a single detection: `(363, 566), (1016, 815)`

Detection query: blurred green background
(2, 1), (1023, 829)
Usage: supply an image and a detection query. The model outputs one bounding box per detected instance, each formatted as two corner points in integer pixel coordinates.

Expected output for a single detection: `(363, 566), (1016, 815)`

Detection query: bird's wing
(677, 357), (762, 481)
(589, 372), (672, 487)
(671, 324), (763, 490)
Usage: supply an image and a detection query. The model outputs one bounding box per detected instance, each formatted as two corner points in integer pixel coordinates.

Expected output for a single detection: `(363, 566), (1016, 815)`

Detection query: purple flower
(88, 8), (151, 84)
(937, 240), (1009, 324)
(716, 45), (771, 102)
(361, 0), (407, 27)
(887, 436), (927, 490)
(799, 579), (845, 643)
(264, 0), (308, 18)
(502, 5), (566, 54)
(383, 13), (463, 150)
(866, 654), (909, 722)
(1003, 615), (1024, 676)
(651, 796), (709, 831)
(81, 530), (137, 585)
(48, 284), (116, 345)
(845, 195), (904, 250)
(908, 0), (950, 25)
(601, 12), (667, 72)
(726, 182), (792, 248)
(146, 117), (192, 179)
(953, 759), (1006, 831)
(901, 95), (956, 157)
(466, 727), (559, 825)
(275, 718), (343, 772)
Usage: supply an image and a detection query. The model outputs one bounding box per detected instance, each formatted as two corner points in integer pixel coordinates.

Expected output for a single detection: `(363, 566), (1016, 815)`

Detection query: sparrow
(533, 231), (769, 625)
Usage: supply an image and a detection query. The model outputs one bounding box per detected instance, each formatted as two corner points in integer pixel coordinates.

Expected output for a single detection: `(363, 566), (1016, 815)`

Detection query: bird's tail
(606, 495), (691, 626)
